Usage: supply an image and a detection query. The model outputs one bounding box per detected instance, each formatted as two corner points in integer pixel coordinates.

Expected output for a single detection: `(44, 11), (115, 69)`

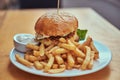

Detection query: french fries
(52, 48), (68, 55)
(15, 54), (33, 67)
(48, 46), (59, 53)
(39, 43), (45, 56)
(58, 43), (76, 51)
(33, 50), (40, 57)
(78, 36), (92, 52)
(48, 68), (65, 74)
(15, 36), (99, 74)
(81, 46), (91, 70)
(44, 55), (54, 72)
(59, 37), (66, 43)
(34, 61), (43, 70)
(77, 57), (84, 64)
(73, 64), (81, 69)
(24, 55), (38, 62)
(88, 51), (95, 69)
(52, 64), (59, 69)
(73, 48), (85, 58)
(26, 43), (39, 51)
(45, 44), (54, 51)
(67, 39), (85, 58)
(28, 55), (38, 62)
(90, 41), (99, 60)
(55, 55), (64, 65)
(67, 53), (75, 68)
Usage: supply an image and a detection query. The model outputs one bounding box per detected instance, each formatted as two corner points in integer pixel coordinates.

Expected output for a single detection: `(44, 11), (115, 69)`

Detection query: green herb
(77, 29), (88, 41)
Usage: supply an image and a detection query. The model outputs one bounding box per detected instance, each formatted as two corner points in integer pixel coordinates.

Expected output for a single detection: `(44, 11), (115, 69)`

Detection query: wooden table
(0, 8), (120, 80)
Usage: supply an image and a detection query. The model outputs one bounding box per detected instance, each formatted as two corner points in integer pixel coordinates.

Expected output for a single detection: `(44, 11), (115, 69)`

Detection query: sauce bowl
(13, 33), (38, 52)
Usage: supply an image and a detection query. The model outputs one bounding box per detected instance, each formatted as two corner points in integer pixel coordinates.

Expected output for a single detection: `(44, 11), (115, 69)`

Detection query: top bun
(35, 12), (78, 37)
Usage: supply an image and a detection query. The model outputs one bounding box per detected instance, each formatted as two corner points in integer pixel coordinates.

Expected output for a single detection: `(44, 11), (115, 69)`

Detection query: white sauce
(16, 34), (38, 44)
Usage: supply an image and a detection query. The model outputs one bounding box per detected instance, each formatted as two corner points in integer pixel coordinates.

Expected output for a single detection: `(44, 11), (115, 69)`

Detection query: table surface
(0, 8), (120, 80)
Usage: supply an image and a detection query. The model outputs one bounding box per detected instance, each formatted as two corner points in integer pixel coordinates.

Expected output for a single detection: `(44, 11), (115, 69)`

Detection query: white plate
(9, 41), (112, 77)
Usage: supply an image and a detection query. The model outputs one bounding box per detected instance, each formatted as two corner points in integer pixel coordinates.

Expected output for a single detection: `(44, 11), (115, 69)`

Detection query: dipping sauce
(13, 33), (38, 52)
(16, 34), (36, 44)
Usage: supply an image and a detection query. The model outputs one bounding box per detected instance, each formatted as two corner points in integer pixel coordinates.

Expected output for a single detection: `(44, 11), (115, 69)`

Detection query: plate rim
(9, 41), (112, 77)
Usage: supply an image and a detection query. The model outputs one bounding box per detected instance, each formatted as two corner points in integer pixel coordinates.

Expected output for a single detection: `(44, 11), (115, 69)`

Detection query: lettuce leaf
(77, 29), (88, 41)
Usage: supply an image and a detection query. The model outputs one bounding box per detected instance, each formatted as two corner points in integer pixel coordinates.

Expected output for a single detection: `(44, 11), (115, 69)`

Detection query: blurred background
(0, 0), (120, 29)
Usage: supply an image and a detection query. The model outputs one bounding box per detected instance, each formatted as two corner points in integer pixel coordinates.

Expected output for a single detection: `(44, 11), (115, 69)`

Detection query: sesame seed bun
(35, 12), (78, 37)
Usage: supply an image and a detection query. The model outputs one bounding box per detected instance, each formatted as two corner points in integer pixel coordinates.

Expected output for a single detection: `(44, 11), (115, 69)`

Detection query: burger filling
(35, 31), (79, 47)
(35, 31), (79, 41)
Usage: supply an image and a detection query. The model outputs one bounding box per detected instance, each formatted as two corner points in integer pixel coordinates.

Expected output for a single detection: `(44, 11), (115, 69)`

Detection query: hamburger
(14, 11), (99, 74)
(35, 12), (79, 41)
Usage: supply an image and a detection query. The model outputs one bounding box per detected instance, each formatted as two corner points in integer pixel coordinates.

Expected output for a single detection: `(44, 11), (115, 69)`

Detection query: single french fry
(67, 53), (75, 67)
(39, 43), (45, 56)
(24, 54), (29, 60)
(67, 39), (75, 46)
(33, 50), (40, 57)
(83, 36), (92, 46)
(90, 41), (98, 53)
(77, 57), (84, 64)
(78, 36), (92, 51)
(94, 54), (99, 60)
(90, 41), (99, 60)
(59, 43), (76, 51)
(45, 44), (54, 51)
(61, 54), (67, 59)
(46, 53), (53, 59)
(59, 37), (66, 43)
(26, 43), (39, 51)
(37, 56), (42, 61)
(15, 54), (33, 67)
(52, 48), (68, 55)
(40, 55), (47, 60)
(34, 61), (43, 70)
(81, 46), (91, 70)
(39, 61), (47, 67)
(59, 64), (66, 69)
(28, 55), (38, 62)
(73, 64), (81, 69)
(55, 55), (64, 65)
(44, 56), (54, 72)
(64, 62), (72, 70)
(67, 65), (72, 70)
(48, 68), (65, 74)
(73, 48), (85, 58)
(48, 46), (59, 53)
(88, 51), (95, 69)
(52, 64), (59, 69)
(24, 54), (38, 62)
(42, 39), (52, 46)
